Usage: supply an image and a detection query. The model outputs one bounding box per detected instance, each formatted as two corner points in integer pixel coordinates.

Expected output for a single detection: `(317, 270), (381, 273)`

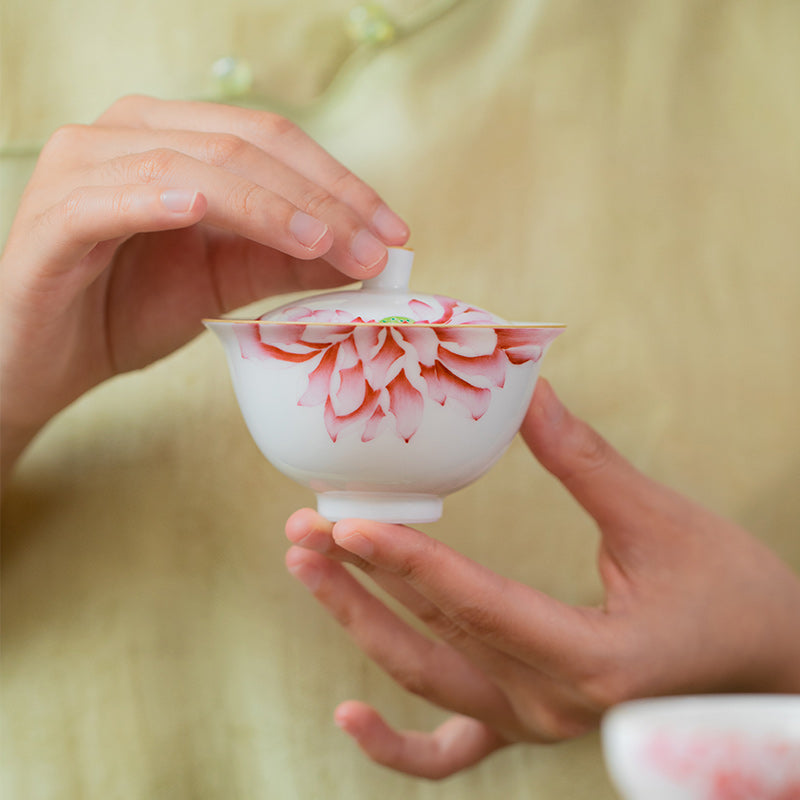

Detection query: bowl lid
(259, 247), (508, 325)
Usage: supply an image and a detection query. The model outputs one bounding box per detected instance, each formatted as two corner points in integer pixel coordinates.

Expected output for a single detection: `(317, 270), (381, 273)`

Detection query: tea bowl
(601, 695), (800, 800)
(204, 248), (563, 522)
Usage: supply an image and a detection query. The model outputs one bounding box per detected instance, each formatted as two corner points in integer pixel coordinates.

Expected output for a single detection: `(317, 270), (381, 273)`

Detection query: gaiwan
(204, 248), (564, 523)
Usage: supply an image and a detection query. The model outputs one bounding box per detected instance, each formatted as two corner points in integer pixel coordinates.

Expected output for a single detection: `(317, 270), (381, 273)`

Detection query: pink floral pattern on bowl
(271, 294), (501, 326)
(237, 316), (558, 444)
(645, 730), (800, 800)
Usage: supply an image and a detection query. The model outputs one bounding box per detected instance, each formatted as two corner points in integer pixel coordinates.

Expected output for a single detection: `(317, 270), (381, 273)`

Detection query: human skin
(285, 378), (800, 779)
(0, 95), (409, 487)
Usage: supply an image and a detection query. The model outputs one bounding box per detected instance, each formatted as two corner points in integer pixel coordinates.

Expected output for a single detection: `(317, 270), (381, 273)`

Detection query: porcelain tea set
(205, 247), (563, 522)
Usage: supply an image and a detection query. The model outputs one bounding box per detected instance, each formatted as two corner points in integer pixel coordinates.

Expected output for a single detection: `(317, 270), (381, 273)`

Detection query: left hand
(284, 379), (800, 779)
(0, 95), (409, 481)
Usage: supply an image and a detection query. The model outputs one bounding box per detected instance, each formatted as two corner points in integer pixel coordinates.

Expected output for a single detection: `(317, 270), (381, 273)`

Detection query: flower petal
(296, 308), (357, 324)
(436, 346), (508, 387)
(396, 325), (439, 366)
(273, 306), (314, 321)
(419, 364), (446, 406)
(353, 325), (385, 364)
(429, 296), (459, 324)
(496, 328), (562, 364)
(504, 345), (543, 364)
(331, 362), (367, 417)
(301, 324), (357, 344)
(437, 326), (498, 357)
(323, 385), (381, 443)
(420, 362), (492, 420)
(408, 299), (437, 321)
(299, 345), (339, 406)
(364, 329), (406, 389)
(387, 371), (425, 442)
(448, 309), (497, 324)
(361, 406), (387, 442)
(497, 327), (562, 349)
(237, 324), (321, 362)
(430, 296), (496, 325)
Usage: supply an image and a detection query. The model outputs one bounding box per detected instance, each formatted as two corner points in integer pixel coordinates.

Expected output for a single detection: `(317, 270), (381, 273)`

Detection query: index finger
(96, 95), (410, 244)
(331, 518), (603, 676)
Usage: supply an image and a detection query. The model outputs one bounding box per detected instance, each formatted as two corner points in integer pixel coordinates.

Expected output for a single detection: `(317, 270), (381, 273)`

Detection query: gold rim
(202, 318), (566, 329)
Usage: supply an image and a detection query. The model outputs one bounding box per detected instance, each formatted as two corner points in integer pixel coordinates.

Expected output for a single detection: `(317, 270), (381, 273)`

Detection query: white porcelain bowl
(601, 695), (800, 800)
(205, 248), (563, 522)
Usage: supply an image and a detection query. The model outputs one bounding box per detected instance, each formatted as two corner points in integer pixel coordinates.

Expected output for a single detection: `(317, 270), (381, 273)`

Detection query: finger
(287, 508), (490, 654)
(27, 185), (206, 283)
(521, 378), (671, 535)
(95, 96), (410, 244)
(333, 702), (507, 779)
(55, 125), (398, 275)
(288, 509), (525, 672)
(285, 546), (515, 726)
(288, 509), (561, 700)
(330, 519), (602, 675)
(287, 507), (372, 565)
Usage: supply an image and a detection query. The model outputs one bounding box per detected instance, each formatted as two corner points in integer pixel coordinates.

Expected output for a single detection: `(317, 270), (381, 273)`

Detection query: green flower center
(378, 316), (415, 324)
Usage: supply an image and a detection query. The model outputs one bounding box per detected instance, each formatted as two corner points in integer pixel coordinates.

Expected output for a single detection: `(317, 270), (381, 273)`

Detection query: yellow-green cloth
(2, 1), (799, 798)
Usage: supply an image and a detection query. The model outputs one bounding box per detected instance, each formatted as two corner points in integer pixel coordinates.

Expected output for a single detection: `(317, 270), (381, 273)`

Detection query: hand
(0, 95), (409, 479)
(284, 379), (800, 779)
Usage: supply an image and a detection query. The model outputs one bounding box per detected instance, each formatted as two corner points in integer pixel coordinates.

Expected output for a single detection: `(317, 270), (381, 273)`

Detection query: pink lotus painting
(236, 299), (559, 444)
(644, 730), (800, 800)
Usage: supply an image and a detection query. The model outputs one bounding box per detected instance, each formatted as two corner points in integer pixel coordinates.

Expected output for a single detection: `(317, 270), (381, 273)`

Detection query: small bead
(345, 3), (396, 45)
(210, 56), (254, 99)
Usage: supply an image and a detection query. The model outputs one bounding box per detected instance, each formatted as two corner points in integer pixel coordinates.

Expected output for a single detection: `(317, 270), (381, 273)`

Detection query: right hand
(285, 379), (800, 778)
(0, 95), (409, 477)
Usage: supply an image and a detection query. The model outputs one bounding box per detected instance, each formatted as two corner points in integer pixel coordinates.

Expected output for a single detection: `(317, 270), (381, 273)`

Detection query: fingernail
(351, 229), (387, 270)
(161, 189), (199, 213)
(334, 530), (374, 559)
(372, 204), (409, 242)
(287, 560), (322, 592)
(290, 211), (329, 249)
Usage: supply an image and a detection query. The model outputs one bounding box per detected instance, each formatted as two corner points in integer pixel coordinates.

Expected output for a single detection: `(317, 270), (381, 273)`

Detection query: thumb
(521, 378), (659, 532)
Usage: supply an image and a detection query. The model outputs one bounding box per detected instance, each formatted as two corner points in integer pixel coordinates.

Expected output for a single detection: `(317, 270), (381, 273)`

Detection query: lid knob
(362, 247), (414, 292)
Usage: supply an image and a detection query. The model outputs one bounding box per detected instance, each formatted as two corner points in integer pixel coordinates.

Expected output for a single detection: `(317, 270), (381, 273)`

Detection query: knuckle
(226, 180), (263, 217)
(108, 188), (134, 216)
(391, 536), (442, 584)
(330, 167), (381, 210)
(415, 602), (446, 630)
(569, 627), (637, 711)
(109, 93), (149, 116)
(59, 187), (85, 231)
(203, 133), (249, 168)
(578, 673), (628, 712)
(329, 601), (355, 631)
(131, 147), (179, 184)
(564, 420), (613, 480)
(415, 604), (466, 645)
(388, 663), (429, 698)
(40, 124), (88, 161)
(392, 547), (432, 584)
(580, 656), (641, 712)
(301, 188), (338, 220)
(532, 703), (593, 742)
(96, 94), (150, 125)
(449, 601), (502, 641)
(263, 112), (298, 138)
